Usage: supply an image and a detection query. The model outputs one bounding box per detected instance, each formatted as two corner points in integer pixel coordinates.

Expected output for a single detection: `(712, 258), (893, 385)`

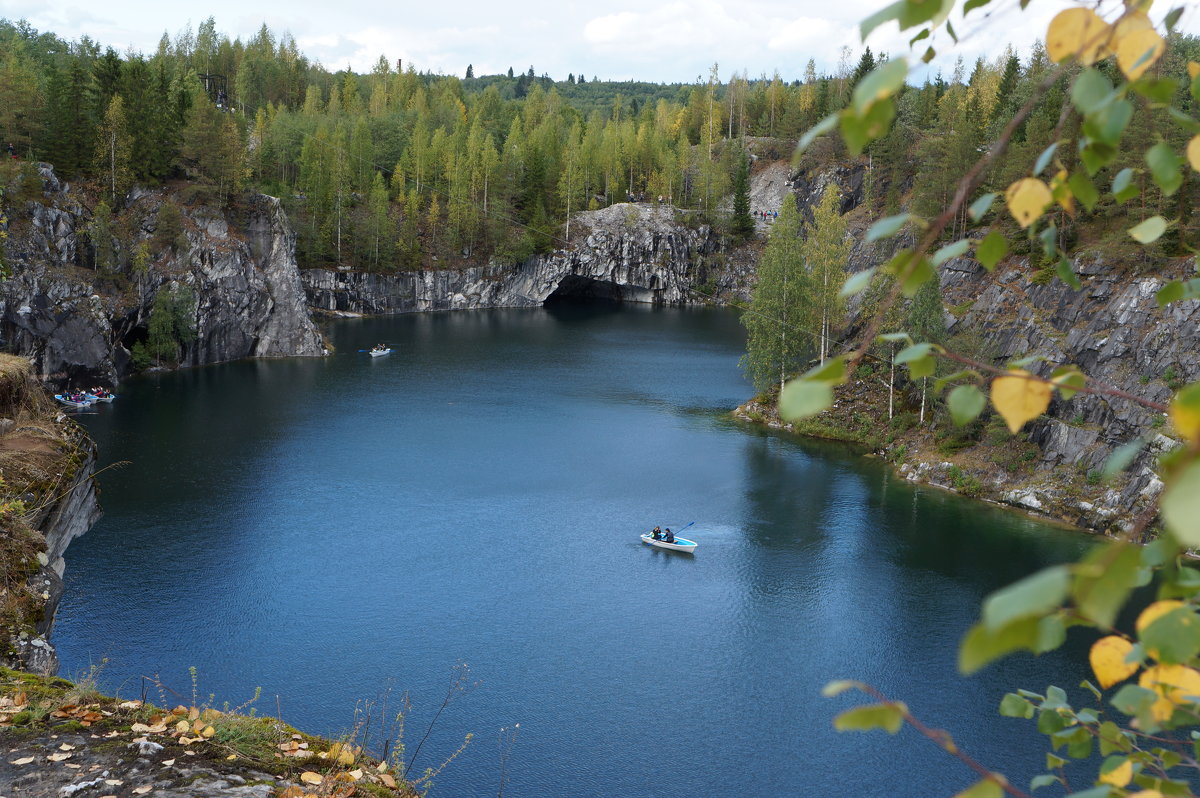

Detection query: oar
(658, 521), (694, 541)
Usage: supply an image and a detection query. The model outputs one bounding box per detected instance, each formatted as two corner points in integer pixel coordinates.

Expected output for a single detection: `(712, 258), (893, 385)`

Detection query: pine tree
(465, 64), (474, 79)
(741, 198), (811, 393)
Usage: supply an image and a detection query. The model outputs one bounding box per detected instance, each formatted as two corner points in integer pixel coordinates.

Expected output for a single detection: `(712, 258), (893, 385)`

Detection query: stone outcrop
(0, 164), (325, 386)
(933, 254), (1199, 530)
(303, 203), (738, 314)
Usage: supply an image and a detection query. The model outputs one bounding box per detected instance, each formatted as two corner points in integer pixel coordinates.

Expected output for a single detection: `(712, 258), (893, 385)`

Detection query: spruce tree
(729, 149), (755, 242)
(741, 198), (811, 393)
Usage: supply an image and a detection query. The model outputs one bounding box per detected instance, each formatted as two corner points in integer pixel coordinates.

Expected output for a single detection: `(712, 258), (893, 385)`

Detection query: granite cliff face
(304, 203), (746, 313)
(0, 165), (324, 386)
(933, 255), (1198, 530)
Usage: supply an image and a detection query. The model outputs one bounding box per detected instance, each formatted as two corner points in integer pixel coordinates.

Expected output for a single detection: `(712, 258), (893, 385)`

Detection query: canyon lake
(57, 304), (1093, 797)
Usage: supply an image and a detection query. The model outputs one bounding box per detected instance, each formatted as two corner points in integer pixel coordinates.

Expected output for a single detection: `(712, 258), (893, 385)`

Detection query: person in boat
(651, 526), (662, 540)
(663, 528), (675, 543)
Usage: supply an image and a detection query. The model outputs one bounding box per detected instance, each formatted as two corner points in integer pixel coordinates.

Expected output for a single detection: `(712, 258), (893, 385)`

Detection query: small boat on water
(369, 348), (392, 357)
(55, 394), (93, 408)
(84, 391), (116, 403)
(640, 533), (698, 553)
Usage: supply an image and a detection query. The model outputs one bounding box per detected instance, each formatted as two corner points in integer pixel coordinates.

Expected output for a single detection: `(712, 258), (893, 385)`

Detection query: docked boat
(84, 391), (116, 403)
(55, 394), (93, 408)
(369, 348), (392, 357)
(640, 533), (698, 553)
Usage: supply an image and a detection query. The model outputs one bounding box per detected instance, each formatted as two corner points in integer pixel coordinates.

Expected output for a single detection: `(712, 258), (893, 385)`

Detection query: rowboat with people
(641, 522), (698, 553)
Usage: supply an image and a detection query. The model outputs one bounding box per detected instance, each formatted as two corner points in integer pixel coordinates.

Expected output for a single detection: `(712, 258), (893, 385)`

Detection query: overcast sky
(3, 0), (1198, 84)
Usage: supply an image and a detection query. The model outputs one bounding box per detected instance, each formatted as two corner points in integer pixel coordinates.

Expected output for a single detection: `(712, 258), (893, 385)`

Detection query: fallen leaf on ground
(9, 756), (35, 765)
(161, 759), (175, 767)
(300, 772), (323, 785)
(58, 743), (75, 751)
(133, 785), (153, 795)
(47, 753), (72, 762)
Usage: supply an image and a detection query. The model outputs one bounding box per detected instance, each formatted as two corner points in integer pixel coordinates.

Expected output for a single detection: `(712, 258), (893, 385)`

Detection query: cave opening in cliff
(543, 275), (630, 305)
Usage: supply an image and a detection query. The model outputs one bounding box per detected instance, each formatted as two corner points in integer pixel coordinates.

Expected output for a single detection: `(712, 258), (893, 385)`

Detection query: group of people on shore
(756, 209), (777, 222)
(649, 526), (675, 543)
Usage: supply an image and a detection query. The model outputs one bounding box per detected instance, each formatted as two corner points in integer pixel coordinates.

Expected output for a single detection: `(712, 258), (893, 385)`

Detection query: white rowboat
(640, 533), (698, 553)
(369, 348), (392, 357)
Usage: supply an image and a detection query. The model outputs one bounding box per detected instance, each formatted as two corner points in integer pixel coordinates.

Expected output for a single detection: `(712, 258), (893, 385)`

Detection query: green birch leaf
(805, 356), (847, 384)
(779, 379), (832, 421)
(1068, 171), (1099, 211)
(1034, 142), (1059, 176)
(1072, 543), (1141, 629)
(1101, 439), (1145, 480)
(1162, 459), (1200, 547)
(1147, 141), (1184, 195)
(948, 384), (987, 426)
(797, 113), (839, 154)
(1158, 279), (1186, 306)
(895, 342), (934, 364)
(1133, 76), (1179, 104)
(968, 192), (997, 221)
(976, 230), (1008, 270)
(833, 702), (906, 733)
(853, 59), (909, 114)
(900, 256), (935, 297)
(1030, 774), (1059, 791)
(962, 0), (992, 14)
(960, 616), (1041, 674)
(933, 239), (970, 266)
(1056, 257), (1081, 290)
(1112, 168), (1139, 203)
(953, 779), (1003, 798)
(999, 693), (1036, 719)
(866, 213), (915, 242)
(1071, 68), (1113, 114)
(840, 268), (876, 298)
(1080, 141), (1117, 174)
(982, 566), (1070, 631)
(1140, 606), (1200, 664)
(821, 680), (864, 697)
(1128, 215), (1167, 244)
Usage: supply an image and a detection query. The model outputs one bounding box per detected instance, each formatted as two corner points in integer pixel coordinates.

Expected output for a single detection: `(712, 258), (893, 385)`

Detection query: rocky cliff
(0, 164), (325, 386)
(0, 355), (100, 675)
(304, 202), (749, 313)
(746, 160), (1199, 534)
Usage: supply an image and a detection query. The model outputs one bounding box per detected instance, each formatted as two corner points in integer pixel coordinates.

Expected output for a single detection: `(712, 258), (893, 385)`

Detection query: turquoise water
(57, 305), (1092, 796)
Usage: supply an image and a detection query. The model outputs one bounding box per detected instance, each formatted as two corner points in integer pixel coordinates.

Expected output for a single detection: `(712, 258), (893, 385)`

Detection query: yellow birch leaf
(1116, 28), (1166, 80)
(1050, 169), (1074, 216)
(201, 725), (215, 738)
(279, 788), (306, 798)
(1099, 758), (1133, 787)
(174, 720), (189, 734)
(1171, 392), (1200, 443)
(1188, 136), (1200, 174)
(991, 370), (1052, 433)
(1138, 664), (1200, 722)
(133, 786), (153, 795)
(1136, 600), (1185, 634)
(1091, 636), (1139, 688)
(9, 756), (34, 765)
(187, 707), (199, 721)
(1005, 179), (1052, 228)
(300, 772), (323, 785)
(348, 769), (363, 781)
(379, 774), (397, 789)
(1046, 8), (1111, 64)
(1109, 11), (1153, 53)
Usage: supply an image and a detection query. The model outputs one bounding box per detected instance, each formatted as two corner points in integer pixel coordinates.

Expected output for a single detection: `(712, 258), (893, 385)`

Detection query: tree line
(1, 17), (1198, 278)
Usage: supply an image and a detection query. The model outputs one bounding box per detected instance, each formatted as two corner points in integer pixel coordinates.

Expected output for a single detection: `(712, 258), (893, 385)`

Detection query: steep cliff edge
(735, 163), (1198, 534)
(303, 203), (752, 313)
(0, 355), (99, 675)
(0, 164), (325, 385)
